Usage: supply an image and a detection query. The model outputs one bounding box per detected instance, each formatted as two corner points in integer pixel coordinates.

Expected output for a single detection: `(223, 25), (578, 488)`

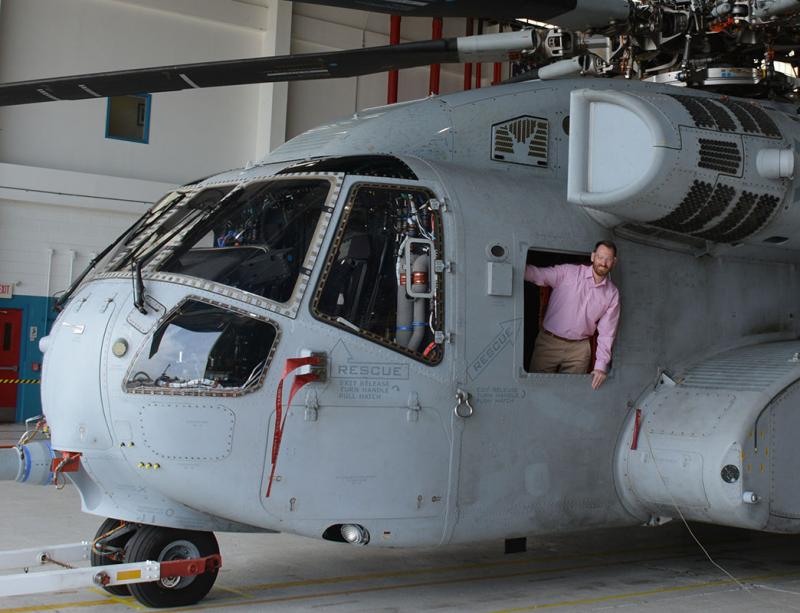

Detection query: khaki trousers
(530, 331), (591, 374)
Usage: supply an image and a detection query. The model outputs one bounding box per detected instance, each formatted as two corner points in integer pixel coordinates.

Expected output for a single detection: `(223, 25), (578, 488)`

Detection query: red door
(0, 309), (22, 422)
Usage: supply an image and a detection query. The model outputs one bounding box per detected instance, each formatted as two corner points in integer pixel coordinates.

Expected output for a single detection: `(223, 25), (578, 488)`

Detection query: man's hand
(591, 369), (608, 390)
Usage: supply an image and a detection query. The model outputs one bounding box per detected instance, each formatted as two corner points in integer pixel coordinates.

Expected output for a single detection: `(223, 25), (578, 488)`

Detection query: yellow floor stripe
(0, 536), (778, 613)
(490, 570), (800, 613)
(214, 584), (256, 599)
(0, 598), (111, 613)
(234, 536), (743, 594)
(87, 587), (144, 610)
(169, 550), (766, 612)
(167, 568), (800, 612)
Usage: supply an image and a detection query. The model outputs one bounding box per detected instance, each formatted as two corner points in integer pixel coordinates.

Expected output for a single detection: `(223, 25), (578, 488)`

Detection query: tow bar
(0, 540), (221, 598)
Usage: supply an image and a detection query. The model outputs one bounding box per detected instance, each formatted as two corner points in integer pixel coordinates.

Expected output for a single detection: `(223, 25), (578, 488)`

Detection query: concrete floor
(2, 429), (800, 612)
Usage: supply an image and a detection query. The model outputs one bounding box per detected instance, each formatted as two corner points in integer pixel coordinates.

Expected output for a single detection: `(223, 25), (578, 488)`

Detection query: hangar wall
(0, 0), (501, 421)
(0, 0), (287, 421)
(287, 4), (484, 139)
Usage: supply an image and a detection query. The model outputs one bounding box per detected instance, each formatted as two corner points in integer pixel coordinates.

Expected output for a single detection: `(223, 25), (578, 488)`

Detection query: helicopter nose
(41, 287), (117, 452)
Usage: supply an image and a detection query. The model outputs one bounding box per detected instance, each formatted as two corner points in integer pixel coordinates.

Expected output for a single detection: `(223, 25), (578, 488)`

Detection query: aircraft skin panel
(41, 286), (116, 453)
(616, 341), (800, 532)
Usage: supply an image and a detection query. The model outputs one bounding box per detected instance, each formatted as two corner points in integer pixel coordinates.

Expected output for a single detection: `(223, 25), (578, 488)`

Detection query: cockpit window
(102, 190), (189, 272)
(312, 183), (444, 364)
(102, 179), (332, 305)
(154, 179), (331, 303)
(106, 188), (234, 273)
(125, 299), (278, 396)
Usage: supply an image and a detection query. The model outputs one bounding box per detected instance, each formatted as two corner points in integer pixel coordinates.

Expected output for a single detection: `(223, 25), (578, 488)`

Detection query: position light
(340, 524), (370, 545)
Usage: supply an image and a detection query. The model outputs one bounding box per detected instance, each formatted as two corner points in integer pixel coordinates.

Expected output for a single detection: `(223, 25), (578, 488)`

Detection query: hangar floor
(2, 427), (800, 612)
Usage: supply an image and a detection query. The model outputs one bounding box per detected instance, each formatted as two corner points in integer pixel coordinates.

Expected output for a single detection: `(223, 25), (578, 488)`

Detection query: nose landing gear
(123, 525), (220, 608)
(90, 518), (136, 596)
(92, 518), (221, 608)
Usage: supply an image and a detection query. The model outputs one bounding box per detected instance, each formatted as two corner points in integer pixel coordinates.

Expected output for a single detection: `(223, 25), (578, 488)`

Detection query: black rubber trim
(277, 155), (418, 180)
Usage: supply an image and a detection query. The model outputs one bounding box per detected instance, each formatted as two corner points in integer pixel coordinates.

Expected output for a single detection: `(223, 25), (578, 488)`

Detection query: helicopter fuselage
(40, 77), (800, 546)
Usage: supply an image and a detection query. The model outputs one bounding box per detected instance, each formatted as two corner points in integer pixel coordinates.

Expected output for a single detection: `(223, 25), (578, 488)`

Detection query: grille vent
(652, 180), (714, 231)
(716, 194), (780, 243)
(669, 94), (781, 139)
(651, 186), (780, 244)
(698, 139), (741, 175)
(491, 116), (548, 167)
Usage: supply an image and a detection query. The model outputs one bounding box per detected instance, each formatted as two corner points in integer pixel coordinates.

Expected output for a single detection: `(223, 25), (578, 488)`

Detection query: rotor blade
(0, 31), (535, 107)
(295, 0), (630, 29)
(296, 0), (576, 19)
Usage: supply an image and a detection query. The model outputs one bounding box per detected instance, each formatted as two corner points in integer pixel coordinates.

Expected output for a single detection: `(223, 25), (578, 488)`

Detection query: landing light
(111, 339), (129, 358)
(340, 524), (369, 545)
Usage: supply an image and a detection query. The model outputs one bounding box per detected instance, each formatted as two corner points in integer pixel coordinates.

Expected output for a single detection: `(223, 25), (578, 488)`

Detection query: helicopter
(0, 0), (799, 608)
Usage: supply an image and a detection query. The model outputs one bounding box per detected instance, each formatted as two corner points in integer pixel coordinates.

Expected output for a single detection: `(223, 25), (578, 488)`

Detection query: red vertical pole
(387, 15), (401, 104)
(492, 62), (502, 85)
(429, 17), (443, 95)
(463, 18), (473, 90)
(474, 19), (483, 88)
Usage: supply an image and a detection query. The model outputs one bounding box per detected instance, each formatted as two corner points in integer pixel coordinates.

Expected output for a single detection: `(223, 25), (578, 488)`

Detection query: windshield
(103, 179), (332, 304)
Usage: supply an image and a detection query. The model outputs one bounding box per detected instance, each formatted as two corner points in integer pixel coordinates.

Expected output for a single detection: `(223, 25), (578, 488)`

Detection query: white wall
(0, 162), (171, 297)
(0, 0), (286, 184)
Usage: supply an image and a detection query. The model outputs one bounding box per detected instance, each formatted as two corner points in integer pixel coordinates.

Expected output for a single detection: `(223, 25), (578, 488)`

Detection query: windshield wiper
(54, 210), (150, 311)
(132, 258), (147, 314)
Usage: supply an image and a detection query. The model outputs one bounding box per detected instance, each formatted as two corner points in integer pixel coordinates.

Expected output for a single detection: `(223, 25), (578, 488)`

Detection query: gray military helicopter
(1, 0), (799, 607)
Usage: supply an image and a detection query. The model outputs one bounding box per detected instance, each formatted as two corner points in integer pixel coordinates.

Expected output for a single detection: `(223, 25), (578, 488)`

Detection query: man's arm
(524, 264), (566, 287)
(593, 289), (621, 375)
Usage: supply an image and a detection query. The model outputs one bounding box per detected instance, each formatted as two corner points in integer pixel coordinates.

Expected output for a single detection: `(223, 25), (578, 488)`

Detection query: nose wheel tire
(124, 526), (219, 608)
(90, 518), (136, 596)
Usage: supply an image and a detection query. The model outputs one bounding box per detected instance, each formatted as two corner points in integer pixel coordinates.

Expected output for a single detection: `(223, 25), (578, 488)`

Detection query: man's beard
(593, 263), (609, 277)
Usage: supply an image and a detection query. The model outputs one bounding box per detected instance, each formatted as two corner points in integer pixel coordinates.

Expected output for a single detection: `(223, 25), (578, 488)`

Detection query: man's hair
(594, 240), (617, 257)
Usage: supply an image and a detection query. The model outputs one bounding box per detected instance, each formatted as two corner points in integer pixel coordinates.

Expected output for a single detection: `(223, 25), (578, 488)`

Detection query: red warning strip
(630, 408), (642, 451)
(266, 356), (321, 497)
(0, 379), (40, 384)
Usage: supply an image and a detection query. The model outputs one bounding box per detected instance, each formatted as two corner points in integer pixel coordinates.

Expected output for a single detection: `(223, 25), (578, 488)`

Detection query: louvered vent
(698, 139), (741, 175)
(491, 116), (548, 167)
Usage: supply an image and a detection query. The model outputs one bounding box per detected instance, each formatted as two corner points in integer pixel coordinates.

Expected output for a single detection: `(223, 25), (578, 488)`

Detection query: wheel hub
(157, 539), (200, 589)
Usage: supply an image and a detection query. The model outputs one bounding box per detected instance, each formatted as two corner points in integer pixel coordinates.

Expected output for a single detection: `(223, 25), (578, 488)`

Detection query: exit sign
(0, 282), (13, 299)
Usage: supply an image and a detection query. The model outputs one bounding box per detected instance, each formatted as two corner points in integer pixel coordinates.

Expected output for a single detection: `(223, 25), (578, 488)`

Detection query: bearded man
(525, 241), (620, 390)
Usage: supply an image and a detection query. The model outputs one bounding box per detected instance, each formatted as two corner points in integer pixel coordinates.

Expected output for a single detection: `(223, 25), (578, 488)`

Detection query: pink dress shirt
(525, 264), (620, 372)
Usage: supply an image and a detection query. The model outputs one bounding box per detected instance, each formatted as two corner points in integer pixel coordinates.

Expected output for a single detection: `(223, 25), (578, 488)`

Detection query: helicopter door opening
(523, 249), (595, 374)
